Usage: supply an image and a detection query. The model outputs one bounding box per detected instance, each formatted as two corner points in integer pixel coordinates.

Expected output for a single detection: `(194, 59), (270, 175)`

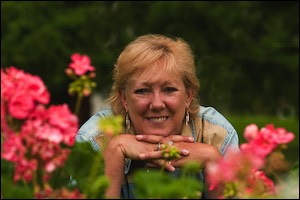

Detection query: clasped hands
(135, 134), (195, 171)
(103, 133), (221, 173)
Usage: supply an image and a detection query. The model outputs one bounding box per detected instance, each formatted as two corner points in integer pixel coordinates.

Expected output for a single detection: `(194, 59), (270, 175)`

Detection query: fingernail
(136, 135), (143, 140)
(189, 137), (194, 142)
(182, 149), (189, 155)
(170, 166), (175, 171)
(139, 153), (145, 159)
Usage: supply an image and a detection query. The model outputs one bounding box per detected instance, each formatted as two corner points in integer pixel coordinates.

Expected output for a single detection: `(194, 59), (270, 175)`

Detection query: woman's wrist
(103, 136), (126, 199)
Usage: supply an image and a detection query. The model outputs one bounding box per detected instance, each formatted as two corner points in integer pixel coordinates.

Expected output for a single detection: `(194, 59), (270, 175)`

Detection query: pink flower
(262, 124), (294, 145)
(1, 66), (50, 119)
(47, 104), (78, 146)
(69, 53), (95, 75)
(1, 66), (26, 101)
(247, 170), (275, 196)
(20, 104), (78, 146)
(240, 137), (274, 161)
(13, 158), (38, 183)
(37, 124), (64, 144)
(206, 148), (242, 191)
(45, 162), (56, 173)
(206, 124), (295, 199)
(241, 124), (295, 161)
(25, 74), (50, 105)
(1, 134), (26, 162)
(1, 99), (15, 138)
(8, 90), (35, 119)
(1, 65), (82, 196)
(244, 123), (259, 141)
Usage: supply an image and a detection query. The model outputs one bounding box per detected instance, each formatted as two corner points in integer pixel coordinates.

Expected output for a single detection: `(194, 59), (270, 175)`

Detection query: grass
(225, 114), (299, 165)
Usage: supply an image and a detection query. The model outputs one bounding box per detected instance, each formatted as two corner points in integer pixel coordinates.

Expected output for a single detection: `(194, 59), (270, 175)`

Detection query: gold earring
(125, 113), (130, 130)
(185, 110), (190, 126)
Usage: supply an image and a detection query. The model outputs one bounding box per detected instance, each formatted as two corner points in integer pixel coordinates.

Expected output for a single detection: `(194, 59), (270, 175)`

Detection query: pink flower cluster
(241, 124), (294, 165)
(206, 123), (295, 199)
(65, 53), (96, 98)
(1, 67), (78, 185)
(1, 66), (50, 120)
(68, 53), (95, 76)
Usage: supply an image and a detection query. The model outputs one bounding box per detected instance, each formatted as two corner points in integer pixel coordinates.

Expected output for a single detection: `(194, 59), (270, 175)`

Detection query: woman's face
(120, 67), (194, 137)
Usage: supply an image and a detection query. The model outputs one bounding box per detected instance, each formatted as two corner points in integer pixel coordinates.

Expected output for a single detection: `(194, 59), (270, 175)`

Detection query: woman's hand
(104, 134), (190, 171)
(104, 133), (189, 198)
(135, 134), (222, 169)
(135, 134), (196, 170)
(104, 133), (159, 198)
(171, 142), (222, 169)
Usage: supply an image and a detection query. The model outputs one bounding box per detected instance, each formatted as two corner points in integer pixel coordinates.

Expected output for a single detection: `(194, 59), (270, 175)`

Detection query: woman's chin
(143, 130), (171, 137)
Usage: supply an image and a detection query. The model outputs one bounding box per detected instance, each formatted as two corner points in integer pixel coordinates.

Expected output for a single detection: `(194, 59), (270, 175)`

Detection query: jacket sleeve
(75, 109), (113, 151)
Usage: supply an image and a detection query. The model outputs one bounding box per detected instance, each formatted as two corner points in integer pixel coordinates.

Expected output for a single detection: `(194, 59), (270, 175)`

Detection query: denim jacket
(76, 106), (240, 198)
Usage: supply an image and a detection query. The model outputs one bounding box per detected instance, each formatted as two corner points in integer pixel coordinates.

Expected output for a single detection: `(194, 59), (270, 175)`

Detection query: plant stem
(74, 94), (83, 116)
(160, 161), (166, 174)
(32, 171), (40, 195)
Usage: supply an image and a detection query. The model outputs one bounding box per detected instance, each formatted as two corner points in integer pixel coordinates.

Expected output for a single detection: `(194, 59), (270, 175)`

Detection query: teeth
(149, 117), (167, 122)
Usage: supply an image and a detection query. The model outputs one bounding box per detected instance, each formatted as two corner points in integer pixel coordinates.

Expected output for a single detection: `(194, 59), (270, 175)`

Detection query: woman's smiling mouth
(147, 117), (168, 123)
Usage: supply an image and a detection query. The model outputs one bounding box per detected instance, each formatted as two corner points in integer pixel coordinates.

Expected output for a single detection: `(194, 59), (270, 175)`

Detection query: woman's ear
(186, 88), (195, 107)
(119, 89), (128, 110)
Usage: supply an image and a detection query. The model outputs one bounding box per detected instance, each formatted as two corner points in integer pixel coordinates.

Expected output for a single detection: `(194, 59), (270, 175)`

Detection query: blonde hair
(107, 34), (200, 118)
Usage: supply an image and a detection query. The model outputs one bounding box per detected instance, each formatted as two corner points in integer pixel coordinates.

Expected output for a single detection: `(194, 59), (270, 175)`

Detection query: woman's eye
(164, 87), (177, 93)
(134, 89), (150, 94)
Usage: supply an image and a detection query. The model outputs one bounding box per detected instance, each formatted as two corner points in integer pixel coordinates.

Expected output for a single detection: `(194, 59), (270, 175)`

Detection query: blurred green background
(1, 1), (299, 162)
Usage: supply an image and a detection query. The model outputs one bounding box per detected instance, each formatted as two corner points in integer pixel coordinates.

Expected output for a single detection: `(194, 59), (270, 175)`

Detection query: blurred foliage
(1, 141), (109, 199)
(133, 169), (203, 199)
(63, 142), (109, 199)
(1, 1), (299, 120)
(1, 160), (34, 198)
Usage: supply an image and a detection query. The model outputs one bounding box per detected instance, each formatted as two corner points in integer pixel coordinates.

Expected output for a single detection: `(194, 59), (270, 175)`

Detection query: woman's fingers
(135, 135), (163, 143)
(136, 134), (194, 144)
(145, 160), (176, 172)
(139, 150), (162, 160)
(139, 148), (189, 160)
(167, 135), (195, 143)
(136, 134), (192, 171)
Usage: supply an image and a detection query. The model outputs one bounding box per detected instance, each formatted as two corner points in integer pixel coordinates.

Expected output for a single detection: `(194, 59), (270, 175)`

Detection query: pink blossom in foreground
(1, 66), (26, 101)
(21, 104), (78, 146)
(1, 65), (85, 198)
(13, 158), (38, 183)
(206, 149), (275, 198)
(244, 123), (259, 141)
(1, 134), (26, 163)
(1, 66), (50, 105)
(1, 66), (50, 119)
(247, 170), (275, 196)
(69, 53), (95, 75)
(206, 123), (295, 199)
(1, 99), (15, 138)
(25, 74), (50, 105)
(241, 124), (294, 160)
(1, 66), (78, 183)
(8, 90), (35, 119)
(2, 119), (76, 183)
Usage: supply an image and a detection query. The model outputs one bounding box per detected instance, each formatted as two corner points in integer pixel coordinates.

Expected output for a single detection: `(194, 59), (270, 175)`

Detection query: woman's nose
(150, 92), (165, 110)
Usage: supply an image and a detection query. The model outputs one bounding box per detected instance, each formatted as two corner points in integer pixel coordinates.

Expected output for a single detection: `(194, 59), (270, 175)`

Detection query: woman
(76, 34), (240, 198)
